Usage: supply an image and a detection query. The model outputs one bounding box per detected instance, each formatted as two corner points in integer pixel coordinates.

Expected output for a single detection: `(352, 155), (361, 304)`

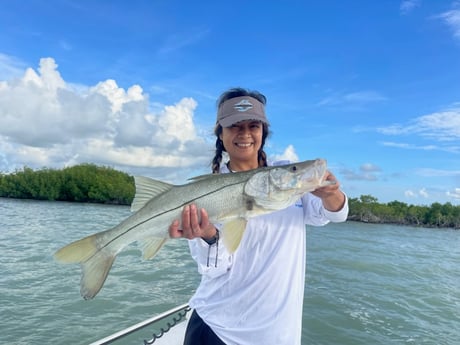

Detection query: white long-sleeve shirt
(188, 162), (349, 345)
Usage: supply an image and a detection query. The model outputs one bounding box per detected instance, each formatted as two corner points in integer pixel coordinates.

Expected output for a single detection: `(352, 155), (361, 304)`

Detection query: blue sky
(0, 0), (459, 205)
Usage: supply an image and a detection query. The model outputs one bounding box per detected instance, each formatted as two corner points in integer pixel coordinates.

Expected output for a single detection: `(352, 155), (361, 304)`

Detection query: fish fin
(141, 237), (168, 260)
(80, 251), (116, 300)
(222, 218), (247, 253)
(54, 233), (117, 300)
(54, 234), (98, 263)
(131, 176), (174, 212)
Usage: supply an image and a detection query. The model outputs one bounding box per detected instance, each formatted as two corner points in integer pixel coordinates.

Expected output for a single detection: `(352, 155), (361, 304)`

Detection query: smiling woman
(168, 87), (349, 345)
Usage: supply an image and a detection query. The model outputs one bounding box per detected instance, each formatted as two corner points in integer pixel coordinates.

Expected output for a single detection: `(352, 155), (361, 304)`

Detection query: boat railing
(88, 303), (191, 345)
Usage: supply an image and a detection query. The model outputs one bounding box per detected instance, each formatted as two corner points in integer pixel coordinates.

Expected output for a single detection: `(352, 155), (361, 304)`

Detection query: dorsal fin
(131, 176), (173, 212)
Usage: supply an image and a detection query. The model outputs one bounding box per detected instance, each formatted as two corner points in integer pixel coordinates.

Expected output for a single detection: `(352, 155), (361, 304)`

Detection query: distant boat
(89, 304), (191, 345)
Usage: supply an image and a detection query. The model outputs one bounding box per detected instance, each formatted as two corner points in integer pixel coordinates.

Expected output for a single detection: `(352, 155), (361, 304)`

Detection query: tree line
(0, 164), (135, 204)
(348, 195), (460, 229)
(1, 165), (459, 229)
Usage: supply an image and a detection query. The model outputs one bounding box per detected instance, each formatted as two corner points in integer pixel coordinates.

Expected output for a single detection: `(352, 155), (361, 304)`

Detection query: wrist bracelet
(203, 228), (219, 245)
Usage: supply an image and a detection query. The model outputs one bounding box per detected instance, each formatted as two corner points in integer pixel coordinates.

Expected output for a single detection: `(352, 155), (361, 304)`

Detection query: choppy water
(1, 198), (459, 345)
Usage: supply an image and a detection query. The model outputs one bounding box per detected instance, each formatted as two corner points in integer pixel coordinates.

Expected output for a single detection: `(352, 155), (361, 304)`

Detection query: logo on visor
(233, 99), (253, 112)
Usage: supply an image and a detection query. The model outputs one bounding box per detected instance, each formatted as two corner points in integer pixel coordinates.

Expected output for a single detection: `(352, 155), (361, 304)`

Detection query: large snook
(55, 159), (331, 299)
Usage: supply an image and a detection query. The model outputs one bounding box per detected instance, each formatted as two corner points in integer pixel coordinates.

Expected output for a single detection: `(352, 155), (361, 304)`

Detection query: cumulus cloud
(272, 145), (299, 162)
(404, 190), (416, 198)
(404, 188), (429, 199)
(0, 57), (211, 175)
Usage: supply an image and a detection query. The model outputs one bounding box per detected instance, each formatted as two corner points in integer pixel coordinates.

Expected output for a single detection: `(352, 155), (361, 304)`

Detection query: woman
(169, 87), (348, 345)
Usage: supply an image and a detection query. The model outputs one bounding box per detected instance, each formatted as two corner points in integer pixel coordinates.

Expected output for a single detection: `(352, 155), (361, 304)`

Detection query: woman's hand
(169, 204), (217, 241)
(312, 171), (346, 212)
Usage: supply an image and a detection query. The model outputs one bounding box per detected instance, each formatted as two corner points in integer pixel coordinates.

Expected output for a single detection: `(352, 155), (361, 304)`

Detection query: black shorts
(183, 310), (226, 345)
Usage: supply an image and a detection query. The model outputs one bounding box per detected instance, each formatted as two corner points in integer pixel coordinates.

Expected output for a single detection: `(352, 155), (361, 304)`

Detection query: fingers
(312, 170), (346, 212)
(182, 204), (200, 239)
(313, 171), (341, 198)
(199, 208), (217, 239)
(188, 204), (201, 234)
(169, 204), (208, 239)
(200, 208), (210, 227)
(168, 219), (182, 238)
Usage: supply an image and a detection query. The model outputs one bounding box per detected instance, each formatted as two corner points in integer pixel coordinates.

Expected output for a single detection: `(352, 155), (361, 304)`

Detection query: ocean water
(1, 198), (459, 345)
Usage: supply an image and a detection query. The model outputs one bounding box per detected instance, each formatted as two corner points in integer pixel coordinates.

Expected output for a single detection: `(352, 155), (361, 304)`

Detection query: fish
(55, 158), (332, 299)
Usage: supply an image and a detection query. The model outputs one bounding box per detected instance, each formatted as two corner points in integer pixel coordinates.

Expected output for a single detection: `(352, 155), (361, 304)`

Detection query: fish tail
(54, 234), (99, 263)
(54, 233), (117, 299)
(80, 250), (116, 300)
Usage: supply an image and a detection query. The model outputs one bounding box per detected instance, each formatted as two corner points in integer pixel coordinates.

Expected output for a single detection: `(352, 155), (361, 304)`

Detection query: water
(1, 198), (459, 345)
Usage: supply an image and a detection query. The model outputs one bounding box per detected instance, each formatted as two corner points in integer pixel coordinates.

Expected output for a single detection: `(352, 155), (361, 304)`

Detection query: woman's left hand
(312, 171), (346, 212)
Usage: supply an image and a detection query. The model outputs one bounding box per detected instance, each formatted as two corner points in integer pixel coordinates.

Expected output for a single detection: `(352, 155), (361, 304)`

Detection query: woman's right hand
(168, 204), (217, 241)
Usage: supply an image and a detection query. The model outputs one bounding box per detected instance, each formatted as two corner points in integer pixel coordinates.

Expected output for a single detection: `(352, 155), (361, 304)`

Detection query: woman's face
(220, 120), (263, 165)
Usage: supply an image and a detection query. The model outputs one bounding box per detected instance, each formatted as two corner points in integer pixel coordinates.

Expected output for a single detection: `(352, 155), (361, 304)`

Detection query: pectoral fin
(222, 218), (247, 253)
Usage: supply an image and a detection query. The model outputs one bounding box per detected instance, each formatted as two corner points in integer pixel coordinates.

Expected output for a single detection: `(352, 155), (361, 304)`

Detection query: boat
(89, 304), (191, 345)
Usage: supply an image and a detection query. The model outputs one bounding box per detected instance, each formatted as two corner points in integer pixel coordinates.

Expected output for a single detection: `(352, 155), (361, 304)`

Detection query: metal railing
(89, 304), (191, 345)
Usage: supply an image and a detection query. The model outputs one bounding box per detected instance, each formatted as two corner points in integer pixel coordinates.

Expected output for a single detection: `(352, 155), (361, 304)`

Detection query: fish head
(244, 159), (329, 211)
(269, 159), (328, 191)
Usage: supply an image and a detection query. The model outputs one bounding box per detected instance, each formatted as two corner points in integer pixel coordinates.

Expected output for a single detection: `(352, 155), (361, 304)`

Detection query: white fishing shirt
(188, 161), (349, 345)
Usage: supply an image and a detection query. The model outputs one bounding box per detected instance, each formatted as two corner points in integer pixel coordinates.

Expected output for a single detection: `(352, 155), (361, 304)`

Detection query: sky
(0, 0), (459, 206)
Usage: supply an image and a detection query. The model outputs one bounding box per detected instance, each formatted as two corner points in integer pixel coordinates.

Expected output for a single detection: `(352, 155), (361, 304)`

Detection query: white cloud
(0, 57), (211, 174)
(446, 187), (460, 199)
(404, 190), (416, 198)
(0, 54), (28, 80)
(437, 8), (460, 39)
(272, 144), (299, 162)
(317, 90), (387, 107)
(416, 110), (460, 141)
(90, 79), (144, 113)
(361, 163), (382, 173)
(400, 0), (420, 15)
(404, 188), (429, 198)
(378, 107), (460, 144)
(419, 187), (429, 198)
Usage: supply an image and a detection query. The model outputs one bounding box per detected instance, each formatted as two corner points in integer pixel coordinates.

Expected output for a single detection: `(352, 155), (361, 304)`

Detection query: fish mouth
(298, 162), (328, 186)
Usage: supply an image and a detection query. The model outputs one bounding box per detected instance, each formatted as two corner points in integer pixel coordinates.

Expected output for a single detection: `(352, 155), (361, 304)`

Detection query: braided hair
(211, 87), (271, 174)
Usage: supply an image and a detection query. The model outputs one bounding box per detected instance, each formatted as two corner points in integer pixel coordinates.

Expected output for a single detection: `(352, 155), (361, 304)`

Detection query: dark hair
(212, 87), (271, 173)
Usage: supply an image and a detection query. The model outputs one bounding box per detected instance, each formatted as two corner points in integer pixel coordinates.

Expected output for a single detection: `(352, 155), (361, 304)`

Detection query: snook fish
(55, 159), (332, 299)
